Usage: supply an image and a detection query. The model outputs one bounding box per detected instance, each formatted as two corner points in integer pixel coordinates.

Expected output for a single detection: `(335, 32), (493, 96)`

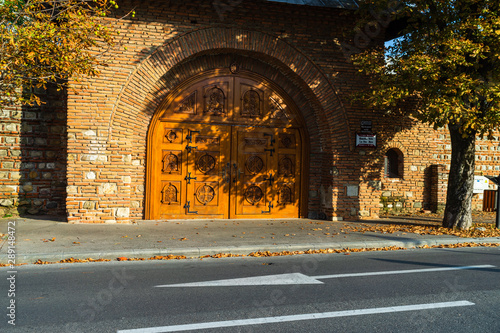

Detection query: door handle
(219, 163), (230, 183)
(232, 163), (243, 183)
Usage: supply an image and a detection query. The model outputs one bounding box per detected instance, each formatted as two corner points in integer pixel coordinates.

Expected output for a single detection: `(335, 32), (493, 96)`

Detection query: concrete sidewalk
(1, 216), (500, 264)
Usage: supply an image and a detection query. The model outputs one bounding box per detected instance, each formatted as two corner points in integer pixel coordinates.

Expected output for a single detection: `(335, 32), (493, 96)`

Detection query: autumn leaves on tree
(353, 0), (500, 229)
(0, 0), (130, 107)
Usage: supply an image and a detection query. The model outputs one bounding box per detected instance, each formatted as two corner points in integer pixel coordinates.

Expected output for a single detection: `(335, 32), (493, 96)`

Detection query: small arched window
(385, 148), (403, 178)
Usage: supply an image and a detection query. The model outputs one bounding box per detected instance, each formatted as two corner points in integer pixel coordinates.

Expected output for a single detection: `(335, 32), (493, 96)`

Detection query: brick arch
(382, 141), (408, 157)
(107, 26), (351, 152)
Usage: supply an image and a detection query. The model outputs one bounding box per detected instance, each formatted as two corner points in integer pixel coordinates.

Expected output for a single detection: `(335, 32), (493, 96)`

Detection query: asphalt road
(1, 247), (500, 332)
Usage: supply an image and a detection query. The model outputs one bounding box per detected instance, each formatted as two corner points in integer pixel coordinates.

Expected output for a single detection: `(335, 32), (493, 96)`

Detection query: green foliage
(353, 0), (500, 138)
(0, 0), (129, 106)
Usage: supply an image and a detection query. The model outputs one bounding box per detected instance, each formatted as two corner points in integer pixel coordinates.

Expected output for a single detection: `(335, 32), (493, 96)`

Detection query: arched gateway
(145, 70), (308, 219)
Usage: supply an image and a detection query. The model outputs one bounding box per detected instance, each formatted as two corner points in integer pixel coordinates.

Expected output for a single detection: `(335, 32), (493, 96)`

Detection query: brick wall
(0, 85), (67, 217)
(2, 0), (499, 222)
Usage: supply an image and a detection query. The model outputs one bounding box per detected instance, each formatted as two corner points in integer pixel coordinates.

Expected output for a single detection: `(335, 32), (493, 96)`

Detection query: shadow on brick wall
(17, 84), (68, 218)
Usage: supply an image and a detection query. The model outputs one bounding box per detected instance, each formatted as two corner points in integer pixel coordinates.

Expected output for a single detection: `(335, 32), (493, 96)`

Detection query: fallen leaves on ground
(0, 263), (27, 267)
(7, 242), (499, 267)
(247, 246), (408, 257)
(34, 257), (111, 264)
(42, 237), (56, 242)
(340, 223), (500, 238)
(418, 242), (500, 249)
(201, 253), (244, 259)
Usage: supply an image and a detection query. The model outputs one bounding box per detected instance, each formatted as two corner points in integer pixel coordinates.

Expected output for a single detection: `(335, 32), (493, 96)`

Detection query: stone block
(67, 186), (78, 194)
(0, 185), (16, 192)
(99, 183), (117, 195)
(22, 184), (33, 192)
(83, 201), (96, 210)
(358, 210), (370, 217)
(5, 123), (17, 131)
(10, 172), (21, 180)
(83, 130), (96, 136)
(46, 202), (58, 209)
(346, 185), (359, 197)
(0, 199), (14, 207)
(81, 154), (98, 161)
(40, 188), (51, 195)
(35, 138), (47, 146)
(116, 208), (130, 218)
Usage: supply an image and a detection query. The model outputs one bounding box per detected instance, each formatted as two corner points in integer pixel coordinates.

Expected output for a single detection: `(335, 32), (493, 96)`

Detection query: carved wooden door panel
(231, 127), (300, 218)
(147, 74), (304, 220)
(151, 122), (231, 219)
(274, 128), (301, 217)
(185, 124), (231, 217)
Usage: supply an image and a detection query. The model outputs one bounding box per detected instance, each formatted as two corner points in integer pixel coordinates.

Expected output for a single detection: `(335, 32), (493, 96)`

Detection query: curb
(2, 237), (500, 265)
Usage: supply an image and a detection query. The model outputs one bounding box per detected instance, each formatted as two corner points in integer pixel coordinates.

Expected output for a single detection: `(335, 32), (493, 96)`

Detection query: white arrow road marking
(117, 300), (475, 333)
(155, 264), (495, 288)
(155, 273), (323, 287)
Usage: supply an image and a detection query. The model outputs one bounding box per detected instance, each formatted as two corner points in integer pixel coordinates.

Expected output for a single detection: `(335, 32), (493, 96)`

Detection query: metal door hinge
(261, 201), (273, 214)
(264, 173), (274, 185)
(264, 148), (275, 156)
(264, 133), (275, 146)
(184, 172), (197, 184)
(184, 201), (198, 214)
(186, 130), (200, 143)
(185, 144), (198, 154)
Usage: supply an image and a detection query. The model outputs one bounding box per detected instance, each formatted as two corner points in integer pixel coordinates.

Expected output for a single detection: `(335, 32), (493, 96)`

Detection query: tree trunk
(442, 124), (476, 229)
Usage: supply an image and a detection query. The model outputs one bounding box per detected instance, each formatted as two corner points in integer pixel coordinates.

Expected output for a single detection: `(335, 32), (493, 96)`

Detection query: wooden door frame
(145, 69), (310, 219)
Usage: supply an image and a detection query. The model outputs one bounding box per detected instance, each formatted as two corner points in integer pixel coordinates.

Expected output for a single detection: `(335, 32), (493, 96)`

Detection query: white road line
(156, 265), (496, 287)
(117, 301), (474, 333)
(312, 264), (495, 280)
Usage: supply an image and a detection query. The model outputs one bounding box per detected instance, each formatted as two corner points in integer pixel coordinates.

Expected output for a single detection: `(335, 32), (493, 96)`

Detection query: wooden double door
(149, 122), (301, 219)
